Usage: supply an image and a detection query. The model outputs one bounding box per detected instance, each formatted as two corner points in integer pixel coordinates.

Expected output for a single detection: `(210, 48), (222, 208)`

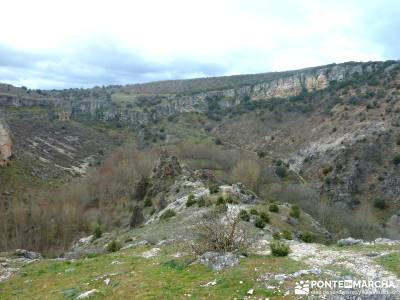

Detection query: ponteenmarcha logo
(295, 280), (310, 295)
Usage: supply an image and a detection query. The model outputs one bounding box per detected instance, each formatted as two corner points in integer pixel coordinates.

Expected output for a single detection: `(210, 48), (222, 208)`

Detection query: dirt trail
(289, 242), (400, 298)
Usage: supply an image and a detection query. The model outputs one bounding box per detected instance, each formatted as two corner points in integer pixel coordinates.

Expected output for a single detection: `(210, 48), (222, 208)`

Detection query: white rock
(274, 274), (287, 281)
(142, 248), (161, 258)
(76, 289), (98, 299)
(247, 288), (254, 295)
(201, 279), (217, 287)
(104, 278), (110, 285)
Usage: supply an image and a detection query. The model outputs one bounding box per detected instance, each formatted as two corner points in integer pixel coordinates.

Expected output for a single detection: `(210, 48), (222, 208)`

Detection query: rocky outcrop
(0, 119), (12, 166)
(198, 251), (240, 271)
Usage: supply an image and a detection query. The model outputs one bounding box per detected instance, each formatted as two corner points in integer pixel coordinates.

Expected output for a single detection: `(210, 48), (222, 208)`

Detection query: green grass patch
(376, 252), (400, 277)
(0, 245), (306, 299)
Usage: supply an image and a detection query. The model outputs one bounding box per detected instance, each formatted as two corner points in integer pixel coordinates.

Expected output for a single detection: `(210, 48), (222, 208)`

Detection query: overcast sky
(0, 0), (398, 89)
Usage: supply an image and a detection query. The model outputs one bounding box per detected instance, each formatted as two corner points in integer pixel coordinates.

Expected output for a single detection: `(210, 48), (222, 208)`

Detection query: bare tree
(192, 210), (249, 255)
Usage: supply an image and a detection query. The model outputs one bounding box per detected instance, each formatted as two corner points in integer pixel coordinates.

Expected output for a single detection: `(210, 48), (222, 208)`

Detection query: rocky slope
(1, 59), (400, 250)
(0, 152), (399, 299)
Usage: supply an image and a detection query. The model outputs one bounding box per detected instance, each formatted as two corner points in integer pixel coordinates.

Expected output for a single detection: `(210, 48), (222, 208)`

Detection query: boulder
(198, 252), (240, 271)
(337, 237), (364, 246)
(14, 249), (42, 260)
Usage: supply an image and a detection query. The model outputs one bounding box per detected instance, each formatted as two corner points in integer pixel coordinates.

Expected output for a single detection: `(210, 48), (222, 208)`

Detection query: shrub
(106, 240), (121, 252)
(214, 138), (222, 145)
(322, 166), (333, 175)
(269, 204), (279, 213)
(373, 198), (387, 210)
(270, 241), (290, 257)
(275, 166), (287, 178)
(193, 211), (249, 255)
(250, 208), (259, 215)
(299, 231), (315, 243)
(197, 197), (206, 207)
(209, 185), (219, 194)
(257, 151), (266, 158)
(260, 212), (270, 223)
(289, 205), (300, 219)
(393, 155), (400, 166)
(254, 217), (266, 229)
(281, 230), (293, 240)
(160, 209), (176, 220)
(144, 197), (153, 207)
(93, 226), (102, 239)
(216, 196), (226, 206)
(161, 259), (188, 271)
(132, 176), (150, 201)
(226, 197), (235, 204)
(272, 232), (281, 240)
(239, 210), (250, 222)
(186, 194), (196, 207)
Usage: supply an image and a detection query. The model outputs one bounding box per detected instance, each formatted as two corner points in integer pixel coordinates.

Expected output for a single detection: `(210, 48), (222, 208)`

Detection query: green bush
(216, 196), (226, 205)
(281, 230), (293, 240)
(373, 198), (387, 210)
(161, 259), (188, 271)
(197, 197), (206, 207)
(250, 208), (259, 215)
(144, 197), (153, 207)
(132, 176), (150, 201)
(226, 197), (235, 204)
(393, 155), (400, 166)
(93, 226), (102, 239)
(254, 217), (266, 229)
(299, 231), (315, 243)
(106, 240), (121, 253)
(270, 241), (290, 257)
(186, 194), (196, 207)
(160, 209), (176, 220)
(289, 205), (300, 219)
(272, 232), (281, 240)
(257, 151), (266, 158)
(260, 212), (270, 223)
(275, 166), (287, 178)
(269, 204), (279, 213)
(209, 185), (219, 194)
(239, 210), (250, 222)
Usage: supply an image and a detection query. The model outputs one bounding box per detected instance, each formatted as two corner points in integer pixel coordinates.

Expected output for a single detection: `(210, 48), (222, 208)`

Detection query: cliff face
(0, 119), (12, 166)
(0, 61), (397, 126)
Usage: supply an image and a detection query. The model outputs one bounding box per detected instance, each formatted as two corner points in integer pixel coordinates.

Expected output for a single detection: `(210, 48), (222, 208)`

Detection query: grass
(376, 252), (400, 277)
(0, 244), (306, 299)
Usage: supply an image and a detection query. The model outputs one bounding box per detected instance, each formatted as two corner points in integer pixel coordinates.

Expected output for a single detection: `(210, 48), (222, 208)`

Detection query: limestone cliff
(0, 119), (12, 166)
(0, 61), (397, 126)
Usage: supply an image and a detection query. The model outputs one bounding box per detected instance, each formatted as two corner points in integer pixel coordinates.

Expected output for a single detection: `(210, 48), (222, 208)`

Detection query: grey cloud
(0, 42), (230, 89)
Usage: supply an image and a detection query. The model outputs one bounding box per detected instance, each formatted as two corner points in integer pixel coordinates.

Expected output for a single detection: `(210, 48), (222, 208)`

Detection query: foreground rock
(198, 252), (240, 271)
(14, 249), (42, 260)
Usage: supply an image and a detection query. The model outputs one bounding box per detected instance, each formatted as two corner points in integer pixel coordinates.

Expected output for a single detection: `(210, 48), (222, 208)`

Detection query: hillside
(0, 60), (400, 299)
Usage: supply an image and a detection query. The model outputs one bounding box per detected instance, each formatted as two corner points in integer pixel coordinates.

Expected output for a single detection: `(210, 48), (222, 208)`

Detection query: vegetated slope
(211, 62), (400, 238)
(1, 60), (400, 256)
(0, 150), (399, 300)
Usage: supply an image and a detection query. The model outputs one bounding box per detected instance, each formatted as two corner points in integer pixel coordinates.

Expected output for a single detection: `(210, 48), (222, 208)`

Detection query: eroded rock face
(0, 119), (12, 166)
